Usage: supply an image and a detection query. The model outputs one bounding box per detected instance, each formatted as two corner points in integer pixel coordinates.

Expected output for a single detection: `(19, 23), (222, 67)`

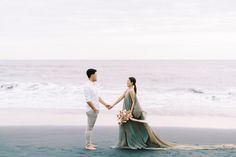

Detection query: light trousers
(85, 110), (98, 146)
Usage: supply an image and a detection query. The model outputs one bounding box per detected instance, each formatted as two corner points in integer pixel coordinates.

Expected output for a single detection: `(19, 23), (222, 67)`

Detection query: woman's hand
(127, 110), (133, 119)
(109, 102), (117, 110)
(107, 103), (114, 110)
(105, 104), (112, 110)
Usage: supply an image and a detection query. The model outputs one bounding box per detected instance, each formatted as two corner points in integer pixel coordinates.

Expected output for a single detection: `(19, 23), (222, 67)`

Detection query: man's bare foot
(90, 144), (97, 148)
(85, 145), (96, 151)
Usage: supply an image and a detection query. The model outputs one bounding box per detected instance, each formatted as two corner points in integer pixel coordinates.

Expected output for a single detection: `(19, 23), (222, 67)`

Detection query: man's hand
(93, 108), (99, 113)
(105, 104), (112, 110)
(108, 105), (114, 110)
(108, 105), (112, 110)
(87, 101), (99, 113)
(99, 97), (112, 110)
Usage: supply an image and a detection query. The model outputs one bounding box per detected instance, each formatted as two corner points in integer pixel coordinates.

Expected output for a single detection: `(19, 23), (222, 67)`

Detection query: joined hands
(105, 104), (113, 110)
(105, 104), (114, 110)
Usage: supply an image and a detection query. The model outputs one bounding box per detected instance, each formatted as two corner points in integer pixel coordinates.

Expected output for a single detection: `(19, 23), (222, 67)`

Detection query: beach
(0, 60), (236, 156)
(0, 108), (236, 129)
(0, 126), (236, 157)
(1, 0), (236, 155)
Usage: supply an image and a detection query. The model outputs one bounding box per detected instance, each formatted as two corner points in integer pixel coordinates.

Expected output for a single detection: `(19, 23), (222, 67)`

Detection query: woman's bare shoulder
(127, 88), (135, 95)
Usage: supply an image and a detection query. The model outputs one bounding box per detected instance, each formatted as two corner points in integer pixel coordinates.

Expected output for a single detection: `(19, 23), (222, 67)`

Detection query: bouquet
(117, 110), (132, 125)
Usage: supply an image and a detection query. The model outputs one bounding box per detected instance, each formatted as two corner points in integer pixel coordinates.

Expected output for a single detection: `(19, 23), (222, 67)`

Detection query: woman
(109, 77), (236, 150)
(109, 77), (176, 149)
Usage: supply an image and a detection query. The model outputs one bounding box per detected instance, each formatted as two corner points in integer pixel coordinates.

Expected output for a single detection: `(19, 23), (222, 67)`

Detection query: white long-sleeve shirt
(83, 80), (100, 112)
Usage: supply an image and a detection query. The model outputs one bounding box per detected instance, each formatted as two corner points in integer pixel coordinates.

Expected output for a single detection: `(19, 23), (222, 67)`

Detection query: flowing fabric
(113, 94), (236, 150)
(115, 94), (176, 149)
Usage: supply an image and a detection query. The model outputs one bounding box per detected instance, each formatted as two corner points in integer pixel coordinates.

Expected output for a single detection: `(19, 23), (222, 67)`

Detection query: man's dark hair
(86, 68), (97, 78)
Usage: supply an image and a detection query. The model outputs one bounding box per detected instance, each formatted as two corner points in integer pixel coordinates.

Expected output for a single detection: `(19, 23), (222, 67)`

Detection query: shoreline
(0, 126), (236, 146)
(0, 108), (236, 129)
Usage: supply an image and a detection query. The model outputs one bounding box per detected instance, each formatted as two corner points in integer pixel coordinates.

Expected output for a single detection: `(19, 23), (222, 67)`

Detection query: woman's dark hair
(129, 77), (137, 94)
(86, 68), (97, 78)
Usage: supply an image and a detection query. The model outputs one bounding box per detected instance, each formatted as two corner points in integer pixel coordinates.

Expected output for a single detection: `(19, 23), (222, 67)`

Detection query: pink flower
(117, 110), (132, 125)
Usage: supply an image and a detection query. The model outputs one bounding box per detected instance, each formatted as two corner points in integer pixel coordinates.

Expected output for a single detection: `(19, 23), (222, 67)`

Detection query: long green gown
(114, 93), (236, 150)
(115, 93), (176, 149)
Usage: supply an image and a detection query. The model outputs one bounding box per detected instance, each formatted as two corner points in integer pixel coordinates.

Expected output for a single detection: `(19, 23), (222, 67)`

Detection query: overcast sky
(1, 0), (236, 60)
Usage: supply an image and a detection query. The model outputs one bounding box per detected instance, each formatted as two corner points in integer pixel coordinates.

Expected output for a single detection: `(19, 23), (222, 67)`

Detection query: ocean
(0, 60), (236, 121)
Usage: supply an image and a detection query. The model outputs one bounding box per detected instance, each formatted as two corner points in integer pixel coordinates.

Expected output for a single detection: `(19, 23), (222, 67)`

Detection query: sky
(1, 0), (236, 60)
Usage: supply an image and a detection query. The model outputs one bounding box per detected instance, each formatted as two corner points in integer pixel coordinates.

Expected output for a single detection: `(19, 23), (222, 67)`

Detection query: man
(83, 68), (111, 150)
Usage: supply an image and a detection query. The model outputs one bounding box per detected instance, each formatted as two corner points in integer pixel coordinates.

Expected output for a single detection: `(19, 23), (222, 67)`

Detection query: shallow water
(0, 126), (235, 157)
